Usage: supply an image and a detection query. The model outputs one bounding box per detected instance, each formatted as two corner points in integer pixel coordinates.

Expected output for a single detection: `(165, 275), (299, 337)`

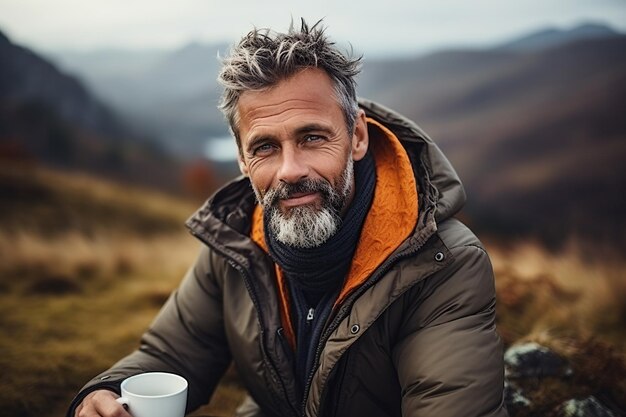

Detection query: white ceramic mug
(115, 372), (188, 417)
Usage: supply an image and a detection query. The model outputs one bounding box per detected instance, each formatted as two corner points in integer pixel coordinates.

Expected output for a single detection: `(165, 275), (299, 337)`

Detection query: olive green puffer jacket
(69, 99), (507, 417)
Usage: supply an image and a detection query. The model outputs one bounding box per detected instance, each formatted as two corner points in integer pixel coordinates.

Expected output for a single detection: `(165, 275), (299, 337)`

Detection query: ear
(351, 109), (369, 161)
(237, 152), (249, 176)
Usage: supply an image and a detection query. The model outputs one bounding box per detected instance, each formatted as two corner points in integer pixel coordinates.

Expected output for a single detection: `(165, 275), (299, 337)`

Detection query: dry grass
(1, 165), (624, 416)
(0, 164), (247, 417)
(0, 231), (199, 295)
(0, 230), (206, 417)
(0, 163), (191, 237)
(488, 240), (626, 351)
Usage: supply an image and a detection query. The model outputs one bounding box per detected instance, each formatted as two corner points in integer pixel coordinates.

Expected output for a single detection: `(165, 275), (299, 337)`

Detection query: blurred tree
(182, 159), (218, 202)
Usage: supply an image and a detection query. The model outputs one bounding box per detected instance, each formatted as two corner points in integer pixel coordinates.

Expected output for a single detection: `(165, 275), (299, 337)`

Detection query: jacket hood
(358, 98), (466, 224)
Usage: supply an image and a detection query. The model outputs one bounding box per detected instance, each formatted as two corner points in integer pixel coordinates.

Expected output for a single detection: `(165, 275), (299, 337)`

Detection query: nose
(277, 146), (308, 184)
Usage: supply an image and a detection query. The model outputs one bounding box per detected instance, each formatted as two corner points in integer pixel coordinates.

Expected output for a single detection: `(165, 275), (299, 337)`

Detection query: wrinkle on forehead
(238, 68), (339, 112)
(240, 98), (330, 123)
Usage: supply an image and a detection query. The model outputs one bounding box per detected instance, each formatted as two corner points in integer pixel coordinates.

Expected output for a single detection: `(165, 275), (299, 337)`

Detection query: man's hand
(75, 390), (131, 417)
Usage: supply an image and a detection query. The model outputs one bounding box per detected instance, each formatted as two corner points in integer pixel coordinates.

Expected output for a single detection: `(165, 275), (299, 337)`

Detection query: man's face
(236, 68), (368, 248)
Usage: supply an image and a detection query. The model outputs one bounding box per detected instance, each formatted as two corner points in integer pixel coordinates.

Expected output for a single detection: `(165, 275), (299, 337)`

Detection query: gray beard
(254, 157), (354, 248)
(269, 204), (340, 248)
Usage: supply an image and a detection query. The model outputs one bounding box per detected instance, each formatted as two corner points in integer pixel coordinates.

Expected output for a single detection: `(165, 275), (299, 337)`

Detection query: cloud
(1, 0), (625, 54)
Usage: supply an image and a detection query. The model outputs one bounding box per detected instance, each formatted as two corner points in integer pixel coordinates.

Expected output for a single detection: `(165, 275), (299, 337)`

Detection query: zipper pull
(306, 307), (315, 322)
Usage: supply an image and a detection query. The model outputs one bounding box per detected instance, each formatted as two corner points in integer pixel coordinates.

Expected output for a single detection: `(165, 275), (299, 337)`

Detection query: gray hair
(218, 19), (362, 152)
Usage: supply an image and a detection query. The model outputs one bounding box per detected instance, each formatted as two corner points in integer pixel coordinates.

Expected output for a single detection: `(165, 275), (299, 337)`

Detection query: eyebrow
(294, 123), (334, 136)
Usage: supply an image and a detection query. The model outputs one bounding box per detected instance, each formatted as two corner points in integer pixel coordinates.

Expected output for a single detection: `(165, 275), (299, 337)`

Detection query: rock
(503, 342), (622, 417)
(503, 380), (532, 416)
(556, 396), (616, 417)
(504, 342), (572, 379)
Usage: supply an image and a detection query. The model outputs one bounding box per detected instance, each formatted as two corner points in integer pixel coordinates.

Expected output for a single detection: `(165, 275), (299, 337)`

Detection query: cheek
(247, 161), (275, 194)
(314, 149), (351, 183)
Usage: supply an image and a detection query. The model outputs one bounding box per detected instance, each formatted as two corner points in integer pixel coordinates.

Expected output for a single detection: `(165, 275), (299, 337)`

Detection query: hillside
(50, 42), (229, 157)
(0, 31), (124, 136)
(0, 163), (207, 417)
(496, 22), (619, 51)
(360, 34), (626, 252)
(0, 30), (184, 192)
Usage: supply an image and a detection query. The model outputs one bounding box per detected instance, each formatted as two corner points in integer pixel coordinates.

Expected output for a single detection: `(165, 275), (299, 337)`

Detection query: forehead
(237, 68), (343, 137)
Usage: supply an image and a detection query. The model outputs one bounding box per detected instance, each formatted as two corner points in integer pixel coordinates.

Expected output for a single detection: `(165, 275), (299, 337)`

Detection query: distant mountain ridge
(49, 42), (229, 157)
(45, 22), (624, 159)
(359, 33), (626, 251)
(0, 30), (182, 192)
(496, 22), (620, 51)
(0, 30), (124, 137)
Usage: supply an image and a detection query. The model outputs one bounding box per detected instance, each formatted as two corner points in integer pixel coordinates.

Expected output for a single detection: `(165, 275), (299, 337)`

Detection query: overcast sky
(1, 0), (625, 56)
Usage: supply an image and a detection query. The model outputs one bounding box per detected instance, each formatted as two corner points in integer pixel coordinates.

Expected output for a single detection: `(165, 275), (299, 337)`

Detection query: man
(70, 20), (507, 417)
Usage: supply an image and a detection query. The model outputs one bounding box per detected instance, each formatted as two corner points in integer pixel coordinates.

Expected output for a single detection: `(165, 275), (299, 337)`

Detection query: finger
(76, 402), (102, 417)
(74, 401), (83, 417)
(92, 394), (132, 417)
(76, 393), (101, 417)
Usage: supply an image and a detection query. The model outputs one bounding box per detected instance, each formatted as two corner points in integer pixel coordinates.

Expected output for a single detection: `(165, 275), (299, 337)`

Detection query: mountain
(49, 42), (230, 157)
(0, 31), (125, 137)
(360, 33), (626, 252)
(0, 30), (182, 192)
(46, 47), (166, 79)
(496, 22), (619, 51)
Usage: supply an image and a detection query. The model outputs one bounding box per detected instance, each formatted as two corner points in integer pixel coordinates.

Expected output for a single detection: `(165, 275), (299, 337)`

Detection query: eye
(252, 143), (276, 156)
(303, 135), (324, 143)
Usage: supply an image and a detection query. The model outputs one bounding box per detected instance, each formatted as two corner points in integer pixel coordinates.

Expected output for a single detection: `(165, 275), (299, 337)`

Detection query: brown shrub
(74, 259), (102, 280)
(140, 288), (173, 308)
(114, 254), (135, 276)
(26, 274), (82, 295)
(489, 241), (626, 350)
(512, 332), (626, 415)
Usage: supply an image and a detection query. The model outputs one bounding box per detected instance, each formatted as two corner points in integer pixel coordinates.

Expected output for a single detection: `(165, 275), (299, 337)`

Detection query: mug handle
(115, 397), (129, 411)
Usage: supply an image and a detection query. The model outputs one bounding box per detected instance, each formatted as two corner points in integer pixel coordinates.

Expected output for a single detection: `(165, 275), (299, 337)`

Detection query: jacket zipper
(300, 238), (433, 416)
(189, 230), (299, 417)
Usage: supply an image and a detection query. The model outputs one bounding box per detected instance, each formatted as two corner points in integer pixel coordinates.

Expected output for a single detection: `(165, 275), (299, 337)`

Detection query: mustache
(263, 178), (336, 207)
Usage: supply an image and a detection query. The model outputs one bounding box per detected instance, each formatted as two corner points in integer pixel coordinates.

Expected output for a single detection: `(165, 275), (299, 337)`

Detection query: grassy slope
(1, 164), (623, 416)
(0, 164), (245, 417)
